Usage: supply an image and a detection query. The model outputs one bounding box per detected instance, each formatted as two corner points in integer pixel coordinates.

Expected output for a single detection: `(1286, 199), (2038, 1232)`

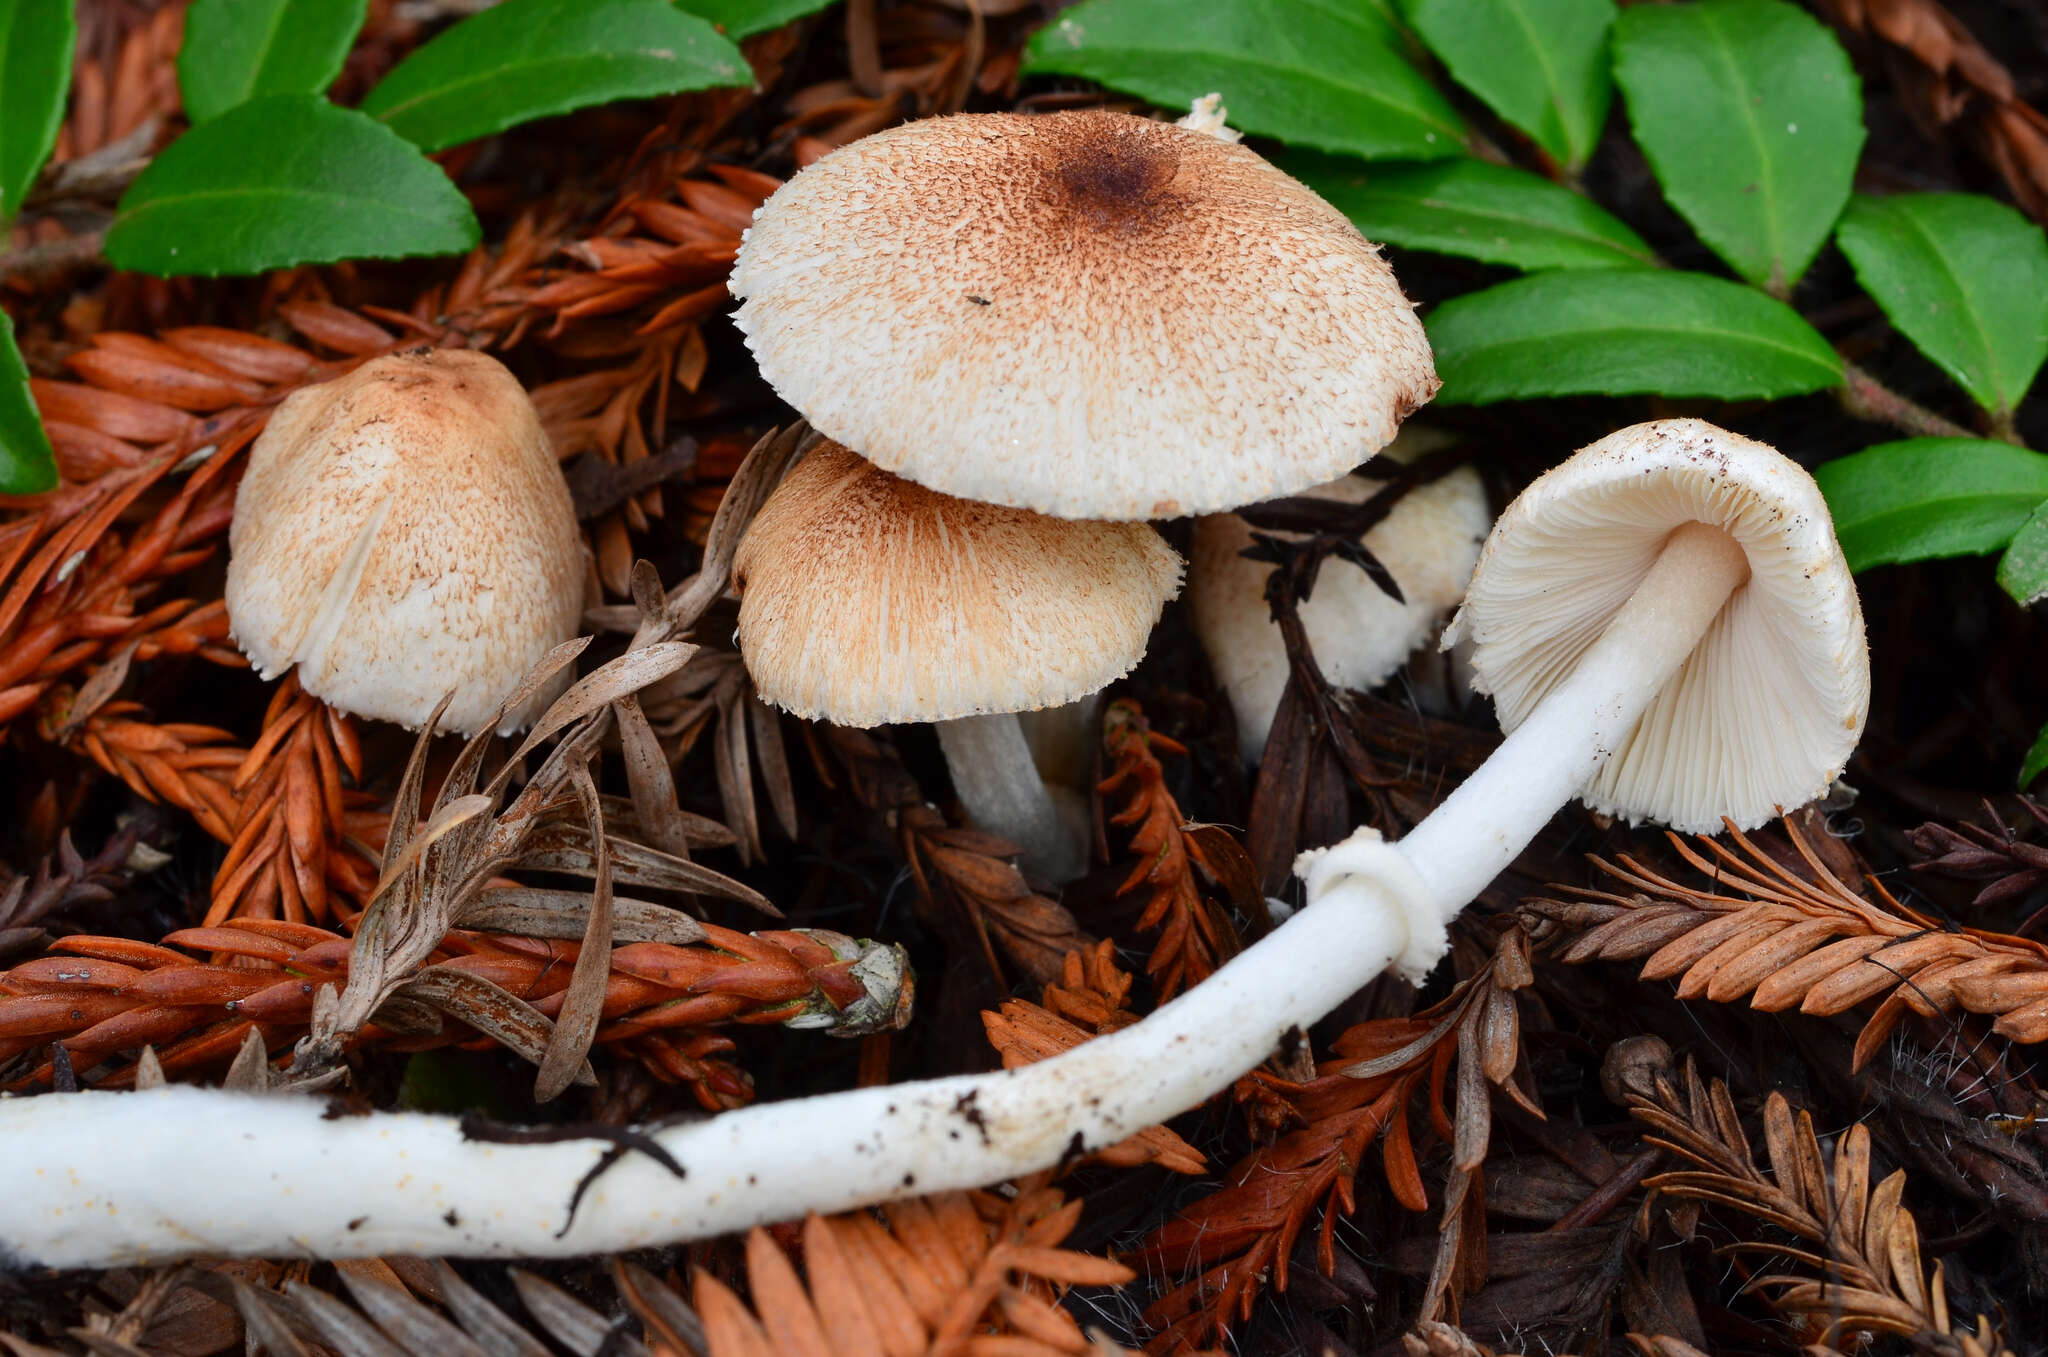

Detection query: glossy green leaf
(1836, 193), (2048, 418)
(1022, 0), (1467, 162)
(1997, 501), (2048, 607)
(1403, 0), (1615, 170)
(361, 0), (749, 153)
(1282, 154), (1653, 271)
(1612, 0), (1862, 291)
(1426, 269), (1841, 404)
(2021, 721), (2048, 790)
(0, 0), (76, 226)
(0, 310), (57, 494)
(104, 96), (479, 277)
(1812, 438), (2048, 572)
(178, 0), (368, 124)
(673, 0), (828, 39)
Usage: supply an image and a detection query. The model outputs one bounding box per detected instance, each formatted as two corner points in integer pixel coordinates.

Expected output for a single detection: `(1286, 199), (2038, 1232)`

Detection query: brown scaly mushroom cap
(733, 441), (1184, 725)
(729, 110), (1438, 520)
(225, 349), (585, 737)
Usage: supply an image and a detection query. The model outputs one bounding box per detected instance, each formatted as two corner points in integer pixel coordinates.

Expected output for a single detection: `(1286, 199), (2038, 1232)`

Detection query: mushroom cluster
(727, 102), (1438, 877)
(0, 419), (1874, 1270)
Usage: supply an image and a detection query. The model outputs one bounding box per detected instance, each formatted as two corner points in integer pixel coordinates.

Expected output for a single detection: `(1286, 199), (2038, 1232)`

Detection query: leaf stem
(1839, 359), (1976, 442)
(1990, 406), (2026, 447)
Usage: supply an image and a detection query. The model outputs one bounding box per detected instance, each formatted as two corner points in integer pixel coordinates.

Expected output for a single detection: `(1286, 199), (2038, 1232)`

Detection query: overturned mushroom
(225, 349), (585, 737)
(1315, 417), (1869, 940)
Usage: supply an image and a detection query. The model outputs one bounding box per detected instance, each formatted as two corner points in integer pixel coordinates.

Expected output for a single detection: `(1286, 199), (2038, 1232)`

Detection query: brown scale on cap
(733, 442), (1183, 727)
(730, 110), (1438, 521)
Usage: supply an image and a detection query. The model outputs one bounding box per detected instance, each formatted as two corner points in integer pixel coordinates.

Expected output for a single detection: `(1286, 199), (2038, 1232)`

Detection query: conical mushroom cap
(1444, 419), (1869, 833)
(730, 110), (1438, 520)
(733, 442), (1183, 726)
(225, 349), (585, 736)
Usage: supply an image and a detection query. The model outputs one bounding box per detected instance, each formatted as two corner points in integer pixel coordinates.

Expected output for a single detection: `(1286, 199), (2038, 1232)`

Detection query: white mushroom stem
(0, 858), (1426, 1266)
(935, 713), (1089, 883)
(1398, 521), (1751, 908)
(0, 523), (1751, 1270)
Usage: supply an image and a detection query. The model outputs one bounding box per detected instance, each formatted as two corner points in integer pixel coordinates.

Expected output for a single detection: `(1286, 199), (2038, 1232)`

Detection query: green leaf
(2021, 721), (2048, 790)
(0, 0), (76, 226)
(178, 0), (368, 124)
(673, 0), (827, 39)
(104, 96), (479, 277)
(1997, 501), (2048, 607)
(0, 310), (58, 494)
(1812, 438), (2048, 572)
(1835, 193), (2048, 418)
(1022, 0), (1467, 162)
(1612, 0), (1862, 291)
(1426, 269), (1842, 404)
(1281, 153), (1653, 271)
(361, 0), (748, 153)
(1402, 0), (1616, 171)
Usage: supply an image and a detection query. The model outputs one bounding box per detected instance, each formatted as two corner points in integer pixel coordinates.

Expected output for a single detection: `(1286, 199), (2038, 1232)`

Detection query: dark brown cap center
(1049, 120), (1182, 228)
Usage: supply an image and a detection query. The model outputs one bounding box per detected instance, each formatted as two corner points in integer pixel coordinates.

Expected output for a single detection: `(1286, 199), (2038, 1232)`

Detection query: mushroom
(0, 422), (1871, 1268)
(1323, 417), (1870, 926)
(225, 349), (584, 737)
(1190, 445), (1490, 762)
(733, 441), (1182, 879)
(728, 108), (1437, 520)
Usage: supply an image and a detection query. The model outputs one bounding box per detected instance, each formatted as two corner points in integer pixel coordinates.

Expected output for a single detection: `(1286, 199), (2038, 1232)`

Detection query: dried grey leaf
(1479, 984), (1518, 1088)
(747, 690), (800, 842)
(714, 669), (759, 864)
(613, 694), (697, 859)
(368, 995), (445, 1037)
(225, 1279), (315, 1357)
(334, 1269), (493, 1357)
(595, 793), (734, 849)
(386, 691), (458, 877)
(1340, 990), (1474, 1080)
(428, 1261), (555, 1357)
(1454, 1003), (1490, 1171)
(506, 1270), (649, 1357)
(612, 1262), (705, 1357)
(535, 765), (614, 1103)
(502, 642), (697, 776)
(221, 1028), (271, 1093)
(133, 1045), (165, 1091)
(284, 1281), (413, 1357)
(466, 887), (706, 946)
(513, 828), (776, 914)
(396, 966), (592, 1085)
(55, 641), (138, 742)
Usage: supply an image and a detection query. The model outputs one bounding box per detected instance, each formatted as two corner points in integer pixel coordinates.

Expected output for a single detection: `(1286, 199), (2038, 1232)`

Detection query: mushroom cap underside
(1445, 418), (1869, 833)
